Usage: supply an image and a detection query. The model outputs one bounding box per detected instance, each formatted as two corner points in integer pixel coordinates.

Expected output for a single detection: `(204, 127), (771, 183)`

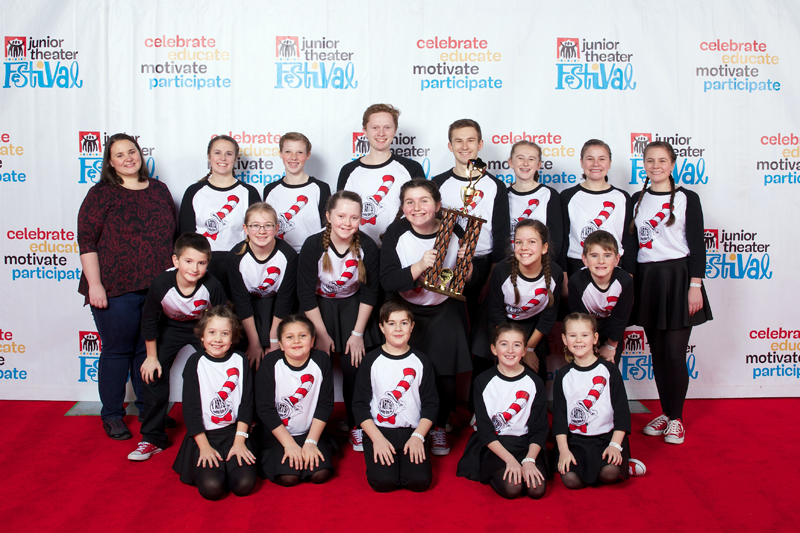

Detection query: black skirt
(554, 432), (630, 484)
(252, 295), (277, 345)
(172, 423), (257, 485)
(457, 433), (548, 483)
(634, 257), (712, 330)
(408, 298), (472, 376)
(254, 426), (337, 481)
(317, 292), (382, 352)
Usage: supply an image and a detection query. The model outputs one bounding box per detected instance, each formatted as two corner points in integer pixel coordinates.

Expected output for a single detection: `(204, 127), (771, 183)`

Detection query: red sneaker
(628, 458), (647, 477)
(664, 418), (685, 444)
(643, 414), (669, 436)
(349, 428), (363, 452)
(127, 441), (163, 461)
(430, 427), (450, 456)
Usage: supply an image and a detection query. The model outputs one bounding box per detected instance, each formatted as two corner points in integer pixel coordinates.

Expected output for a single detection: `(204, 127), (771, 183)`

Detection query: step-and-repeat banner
(1, 0), (797, 402)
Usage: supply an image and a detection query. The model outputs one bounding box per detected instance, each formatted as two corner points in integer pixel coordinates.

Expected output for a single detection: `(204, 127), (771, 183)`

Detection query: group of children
(111, 102), (711, 500)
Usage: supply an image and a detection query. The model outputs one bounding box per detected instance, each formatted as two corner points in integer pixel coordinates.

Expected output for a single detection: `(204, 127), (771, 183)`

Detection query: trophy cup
(420, 158), (487, 300)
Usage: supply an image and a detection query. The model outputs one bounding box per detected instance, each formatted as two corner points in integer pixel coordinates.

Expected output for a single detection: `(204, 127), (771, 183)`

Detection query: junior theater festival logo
(275, 35), (357, 89)
(4, 35), (82, 88)
(78, 331), (101, 383)
(556, 37), (635, 91)
(78, 131), (158, 184)
(628, 132), (710, 186)
(620, 328), (699, 382)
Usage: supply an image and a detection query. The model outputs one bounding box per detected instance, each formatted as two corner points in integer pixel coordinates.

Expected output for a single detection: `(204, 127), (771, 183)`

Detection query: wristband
(603, 344), (616, 351)
(269, 338), (279, 344)
(608, 441), (623, 452)
(351, 330), (363, 337)
(526, 347), (535, 353)
(235, 431), (249, 439)
(305, 438), (318, 446)
(521, 457), (536, 465)
(411, 432), (425, 442)
(689, 283), (702, 288)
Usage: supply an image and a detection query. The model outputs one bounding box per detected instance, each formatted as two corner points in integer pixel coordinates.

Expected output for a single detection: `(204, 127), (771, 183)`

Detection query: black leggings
(489, 465), (547, 499)
(194, 461), (257, 501)
(435, 375), (456, 428)
(335, 350), (358, 428)
(645, 326), (693, 420)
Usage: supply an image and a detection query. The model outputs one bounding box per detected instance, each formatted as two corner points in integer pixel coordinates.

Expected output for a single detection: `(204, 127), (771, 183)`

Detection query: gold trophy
(421, 158), (487, 300)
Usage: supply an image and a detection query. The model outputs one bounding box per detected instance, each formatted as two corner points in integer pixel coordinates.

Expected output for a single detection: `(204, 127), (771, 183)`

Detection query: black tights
(560, 465), (622, 490)
(195, 466), (256, 501)
(645, 327), (693, 420)
(273, 468), (333, 487)
(435, 375), (456, 428)
(489, 467), (547, 499)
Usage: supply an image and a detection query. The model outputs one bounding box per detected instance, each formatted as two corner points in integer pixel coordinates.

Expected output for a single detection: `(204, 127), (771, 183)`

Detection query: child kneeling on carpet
(457, 323), (548, 499)
(553, 313), (636, 489)
(352, 299), (439, 492)
(172, 305), (257, 500)
(254, 314), (336, 486)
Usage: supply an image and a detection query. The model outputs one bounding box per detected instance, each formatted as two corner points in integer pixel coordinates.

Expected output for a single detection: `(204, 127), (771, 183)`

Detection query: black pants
(646, 326), (692, 420)
(338, 350), (358, 428)
(363, 427), (432, 492)
(141, 324), (202, 448)
(463, 255), (492, 331)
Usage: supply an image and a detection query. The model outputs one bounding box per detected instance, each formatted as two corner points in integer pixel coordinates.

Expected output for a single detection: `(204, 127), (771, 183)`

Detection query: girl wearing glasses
(228, 203), (298, 369)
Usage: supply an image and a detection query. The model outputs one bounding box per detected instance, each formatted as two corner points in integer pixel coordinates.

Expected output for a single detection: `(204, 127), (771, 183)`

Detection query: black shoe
(137, 414), (177, 429)
(103, 418), (132, 440)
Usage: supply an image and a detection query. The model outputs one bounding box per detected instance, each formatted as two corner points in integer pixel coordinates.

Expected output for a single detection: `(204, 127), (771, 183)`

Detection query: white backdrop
(1, 0), (798, 402)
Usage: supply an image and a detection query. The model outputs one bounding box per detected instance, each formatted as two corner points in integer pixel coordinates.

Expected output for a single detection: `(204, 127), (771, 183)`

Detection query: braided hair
(629, 141), (678, 233)
(510, 219), (554, 307)
(322, 191), (365, 284)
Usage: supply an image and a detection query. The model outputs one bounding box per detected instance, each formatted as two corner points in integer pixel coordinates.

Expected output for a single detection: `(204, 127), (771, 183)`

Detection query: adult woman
(78, 133), (177, 440)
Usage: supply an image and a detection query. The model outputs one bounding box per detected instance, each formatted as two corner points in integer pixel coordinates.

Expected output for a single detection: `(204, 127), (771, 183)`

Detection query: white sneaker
(127, 441), (163, 461)
(430, 427), (450, 456)
(349, 428), (363, 452)
(643, 414), (669, 436)
(628, 458), (646, 477)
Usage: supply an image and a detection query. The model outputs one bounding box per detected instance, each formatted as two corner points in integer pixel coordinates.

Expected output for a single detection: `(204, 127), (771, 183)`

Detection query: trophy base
(421, 281), (466, 301)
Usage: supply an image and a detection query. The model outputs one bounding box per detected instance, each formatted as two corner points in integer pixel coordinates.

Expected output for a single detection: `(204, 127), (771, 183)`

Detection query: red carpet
(0, 398), (798, 532)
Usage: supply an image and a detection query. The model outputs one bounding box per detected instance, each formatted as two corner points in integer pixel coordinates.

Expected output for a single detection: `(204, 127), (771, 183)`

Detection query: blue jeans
(91, 291), (147, 420)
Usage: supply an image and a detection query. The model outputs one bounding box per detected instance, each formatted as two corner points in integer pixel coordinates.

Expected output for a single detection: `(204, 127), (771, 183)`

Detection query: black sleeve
(297, 233), (323, 312)
(207, 275), (229, 306)
(534, 262), (563, 336)
(337, 160), (359, 192)
(487, 260), (509, 328)
(379, 220), (417, 293)
(552, 365), (569, 436)
(274, 241), (298, 319)
(352, 350), (378, 425)
(430, 170), (450, 188)
(358, 233), (380, 307)
(568, 271), (589, 314)
(489, 176), (511, 264)
(604, 271), (634, 342)
(526, 373), (549, 449)
(316, 179), (332, 226)
(181, 353), (205, 437)
(141, 272), (168, 340)
(608, 362), (631, 433)
(236, 353), (254, 426)
(312, 351), (335, 423)
(397, 156), (426, 180)
(178, 182), (202, 235)
(262, 180), (280, 202)
(684, 190), (707, 279)
(227, 247), (254, 320)
(473, 369), (499, 448)
(620, 190), (638, 274)
(418, 353), (439, 422)
(245, 183), (261, 207)
(254, 352), (283, 432)
(545, 187), (563, 263)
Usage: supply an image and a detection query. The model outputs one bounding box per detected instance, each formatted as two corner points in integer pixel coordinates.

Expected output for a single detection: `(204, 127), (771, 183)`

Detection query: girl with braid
(180, 135), (261, 295)
(479, 219), (563, 386)
(297, 191), (381, 451)
(380, 178), (472, 456)
(630, 142), (712, 445)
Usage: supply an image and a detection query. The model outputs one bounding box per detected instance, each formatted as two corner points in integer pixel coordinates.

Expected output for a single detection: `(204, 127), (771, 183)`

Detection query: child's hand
(302, 441), (325, 470)
(140, 357), (162, 384)
(558, 449), (577, 474)
(315, 330), (335, 355)
(599, 344), (616, 363)
(281, 442), (304, 470)
(373, 436), (396, 466)
(417, 249), (437, 272)
(503, 458), (523, 485)
(523, 460), (545, 489)
(345, 335), (365, 368)
(226, 440), (255, 466)
(246, 343), (265, 370)
(524, 351), (540, 373)
(602, 445), (623, 465)
(403, 435), (426, 464)
(197, 444), (223, 468)
(688, 286), (703, 316)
